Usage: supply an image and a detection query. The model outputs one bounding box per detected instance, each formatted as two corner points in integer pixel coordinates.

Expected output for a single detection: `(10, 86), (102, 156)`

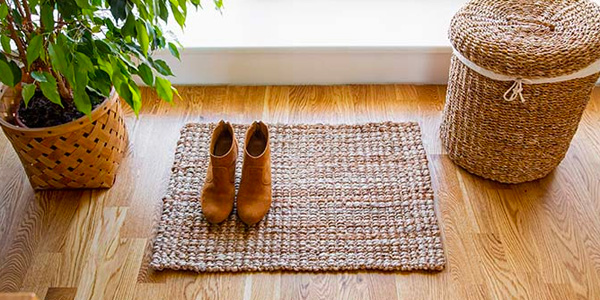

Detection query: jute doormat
(151, 122), (446, 272)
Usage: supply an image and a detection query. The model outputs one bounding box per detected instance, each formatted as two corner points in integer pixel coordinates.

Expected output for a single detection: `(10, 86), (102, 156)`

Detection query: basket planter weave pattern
(0, 87), (128, 190)
(440, 0), (600, 183)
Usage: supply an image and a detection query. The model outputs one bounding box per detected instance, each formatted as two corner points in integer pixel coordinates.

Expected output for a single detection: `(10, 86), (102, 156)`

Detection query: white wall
(168, 0), (466, 48)
(159, 0), (600, 85)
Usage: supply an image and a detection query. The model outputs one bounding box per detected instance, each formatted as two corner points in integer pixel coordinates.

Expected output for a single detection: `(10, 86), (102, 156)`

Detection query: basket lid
(449, 0), (600, 78)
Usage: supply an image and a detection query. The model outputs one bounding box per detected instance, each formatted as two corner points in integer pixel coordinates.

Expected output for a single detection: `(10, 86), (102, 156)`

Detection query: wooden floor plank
(1, 85), (599, 299)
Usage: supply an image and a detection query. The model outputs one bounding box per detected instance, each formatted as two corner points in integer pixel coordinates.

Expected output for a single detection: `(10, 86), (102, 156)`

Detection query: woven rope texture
(449, 0), (600, 78)
(151, 122), (446, 272)
(441, 0), (600, 183)
(0, 89), (128, 189)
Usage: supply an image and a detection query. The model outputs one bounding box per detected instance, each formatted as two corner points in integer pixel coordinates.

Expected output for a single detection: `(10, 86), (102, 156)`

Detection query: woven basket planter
(0, 86), (128, 190)
(440, 0), (600, 184)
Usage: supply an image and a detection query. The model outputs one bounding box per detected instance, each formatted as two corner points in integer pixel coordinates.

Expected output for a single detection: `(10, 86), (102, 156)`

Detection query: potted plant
(0, 0), (221, 190)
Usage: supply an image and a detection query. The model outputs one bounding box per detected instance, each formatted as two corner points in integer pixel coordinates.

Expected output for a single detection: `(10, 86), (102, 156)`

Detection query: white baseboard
(157, 47), (453, 85)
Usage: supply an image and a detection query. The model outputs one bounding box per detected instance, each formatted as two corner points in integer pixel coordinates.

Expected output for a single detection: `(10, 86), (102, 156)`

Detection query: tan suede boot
(201, 121), (238, 224)
(237, 121), (272, 225)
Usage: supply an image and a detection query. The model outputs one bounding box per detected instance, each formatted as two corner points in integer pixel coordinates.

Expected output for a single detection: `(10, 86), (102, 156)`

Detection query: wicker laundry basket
(440, 0), (600, 183)
(0, 86), (128, 190)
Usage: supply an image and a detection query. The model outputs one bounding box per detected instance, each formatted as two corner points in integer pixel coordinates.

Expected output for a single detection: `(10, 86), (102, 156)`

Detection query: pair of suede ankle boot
(201, 120), (272, 225)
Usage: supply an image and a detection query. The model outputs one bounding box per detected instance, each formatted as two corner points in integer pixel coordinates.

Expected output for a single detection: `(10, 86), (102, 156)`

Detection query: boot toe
(202, 200), (233, 224)
(204, 211), (229, 224)
(237, 203), (270, 225)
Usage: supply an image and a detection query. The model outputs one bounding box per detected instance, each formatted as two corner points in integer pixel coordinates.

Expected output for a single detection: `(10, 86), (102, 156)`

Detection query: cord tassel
(503, 79), (526, 103)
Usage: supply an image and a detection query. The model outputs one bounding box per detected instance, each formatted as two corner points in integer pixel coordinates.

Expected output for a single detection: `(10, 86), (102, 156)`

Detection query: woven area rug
(151, 122), (445, 272)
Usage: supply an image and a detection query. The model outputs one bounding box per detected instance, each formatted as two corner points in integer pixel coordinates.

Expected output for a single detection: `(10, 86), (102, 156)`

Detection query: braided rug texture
(441, 0), (600, 183)
(151, 122), (445, 272)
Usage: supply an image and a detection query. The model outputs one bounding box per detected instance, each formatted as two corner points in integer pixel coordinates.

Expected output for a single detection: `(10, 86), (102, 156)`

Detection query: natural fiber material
(0, 87), (128, 189)
(151, 122), (445, 272)
(441, 0), (600, 183)
(449, 0), (600, 78)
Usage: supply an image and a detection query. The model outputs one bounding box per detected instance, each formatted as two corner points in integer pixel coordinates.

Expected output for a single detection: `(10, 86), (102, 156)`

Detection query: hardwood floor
(1, 85), (599, 300)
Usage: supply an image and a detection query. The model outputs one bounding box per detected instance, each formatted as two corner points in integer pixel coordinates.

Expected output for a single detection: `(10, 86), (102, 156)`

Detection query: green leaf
(75, 0), (91, 9)
(89, 69), (111, 96)
(40, 4), (54, 32)
(137, 63), (154, 86)
(168, 42), (180, 60)
(170, 2), (186, 28)
(117, 52), (136, 69)
(48, 42), (72, 80)
(74, 64), (89, 88)
(64, 64), (78, 95)
(155, 76), (173, 102)
(30, 71), (47, 82)
(155, 34), (166, 48)
(9, 60), (21, 84)
(12, 8), (22, 24)
(121, 13), (135, 37)
(144, 0), (156, 14)
(30, 0), (40, 9)
(39, 73), (63, 106)
(1, 35), (11, 53)
(26, 35), (43, 69)
(77, 32), (95, 56)
(73, 88), (92, 115)
(0, 3), (8, 19)
(147, 25), (157, 49)
(137, 3), (149, 19)
(109, 0), (127, 21)
(97, 58), (113, 77)
(158, 0), (169, 22)
(151, 59), (173, 76)
(172, 86), (181, 100)
(0, 0), (197, 115)
(0, 60), (22, 87)
(56, 34), (72, 53)
(136, 21), (149, 57)
(75, 52), (94, 72)
(128, 80), (142, 113)
(56, 0), (80, 20)
(0, 60), (15, 87)
(94, 39), (112, 55)
(116, 80), (137, 115)
(48, 43), (66, 71)
(21, 83), (36, 107)
(112, 58), (131, 77)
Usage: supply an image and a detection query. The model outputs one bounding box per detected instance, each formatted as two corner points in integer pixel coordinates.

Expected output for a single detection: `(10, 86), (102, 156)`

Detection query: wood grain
(1, 85), (599, 299)
(0, 293), (40, 300)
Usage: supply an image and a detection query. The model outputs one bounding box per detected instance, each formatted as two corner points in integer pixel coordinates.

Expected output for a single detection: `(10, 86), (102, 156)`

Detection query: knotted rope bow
(503, 78), (530, 103)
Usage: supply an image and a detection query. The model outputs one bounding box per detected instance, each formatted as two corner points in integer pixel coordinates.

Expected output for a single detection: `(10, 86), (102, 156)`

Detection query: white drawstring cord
(451, 45), (600, 103)
(503, 78), (530, 103)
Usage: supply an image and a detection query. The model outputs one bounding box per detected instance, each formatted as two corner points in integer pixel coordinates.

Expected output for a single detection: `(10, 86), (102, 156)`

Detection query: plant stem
(20, 0), (34, 33)
(57, 77), (71, 99)
(20, 0), (32, 22)
(1, 50), (20, 59)
(51, 69), (72, 100)
(13, 0), (26, 23)
(0, 0), (28, 64)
